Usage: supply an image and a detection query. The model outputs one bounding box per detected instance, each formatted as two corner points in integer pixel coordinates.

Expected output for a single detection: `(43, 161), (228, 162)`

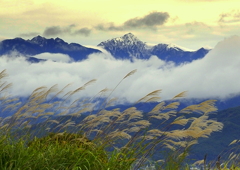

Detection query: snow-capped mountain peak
(166, 43), (182, 51)
(55, 37), (65, 43)
(149, 43), (195, 52)
(29, 35), (47, 45)
(97, 33), (149, 59)
(122, 33), (141, 43)
(165, 43), (195, 52)
(201, 46), (212, 50)
(98, 33), (143, 47)
(98, 33), (210, 63)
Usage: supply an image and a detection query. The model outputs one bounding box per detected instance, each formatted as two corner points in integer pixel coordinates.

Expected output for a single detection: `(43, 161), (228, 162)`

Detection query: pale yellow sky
(0, 0), (240, 49)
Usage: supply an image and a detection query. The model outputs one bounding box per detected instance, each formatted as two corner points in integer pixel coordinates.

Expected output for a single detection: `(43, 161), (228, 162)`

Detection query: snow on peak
(97, 33), (198, 54)
(113, 33), (140, 44)
(122, 33), (140, 41)
(55, 37), (64, 43)
(98, 33), (144, 47)
(166, 43), (195, 52)
(30, 35), (47, 45)
(201, 46), (212, 50)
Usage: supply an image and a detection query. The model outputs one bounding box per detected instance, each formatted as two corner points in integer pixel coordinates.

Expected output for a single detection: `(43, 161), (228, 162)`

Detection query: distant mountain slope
(98, 33), (210, 64)
(0, 36), (101, 61)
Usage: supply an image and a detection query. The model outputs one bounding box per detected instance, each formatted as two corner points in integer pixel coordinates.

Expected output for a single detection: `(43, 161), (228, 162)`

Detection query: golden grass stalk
(171, 91), (187, 100)
(123, 69), (137, 79)
(136, 89), (162, 103)
(229, 139), (239, 146)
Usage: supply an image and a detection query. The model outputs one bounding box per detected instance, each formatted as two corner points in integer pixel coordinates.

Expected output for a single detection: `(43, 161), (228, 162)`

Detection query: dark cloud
(43, 26), (63, 36)
(123, 12), (169, 28)
(74, 27), (92, 36)
(218, 10), (240, 24)
(95, 11), (169, 31)
(42, 25), (91, 37)
(19, 32), (40, 37)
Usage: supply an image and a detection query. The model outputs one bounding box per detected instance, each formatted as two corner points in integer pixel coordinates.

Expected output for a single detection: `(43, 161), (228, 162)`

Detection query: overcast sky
(1, 35), (240, 104)
(0, 0), (240, 50)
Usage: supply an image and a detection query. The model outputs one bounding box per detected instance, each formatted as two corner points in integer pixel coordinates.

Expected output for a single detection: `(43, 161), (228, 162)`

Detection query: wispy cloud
(1, 35), (240, 103)
(185, 21), (212, 34)
(218, 9), (240, 24)
(185, 21), (210, 28)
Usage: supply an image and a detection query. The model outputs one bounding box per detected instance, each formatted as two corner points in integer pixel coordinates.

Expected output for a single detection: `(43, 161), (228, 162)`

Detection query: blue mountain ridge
(0, 33), (210, 64)
(0, 36), (101, 62)
(98, 33), (210, 64)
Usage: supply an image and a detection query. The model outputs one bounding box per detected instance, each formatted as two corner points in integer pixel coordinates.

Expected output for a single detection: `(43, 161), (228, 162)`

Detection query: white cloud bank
(33, 53), (73, 62)
(1, 35), (240, 103)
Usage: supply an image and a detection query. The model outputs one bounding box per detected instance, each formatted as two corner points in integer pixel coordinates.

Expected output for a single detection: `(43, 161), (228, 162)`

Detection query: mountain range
(98, 33), (209, 64)
(0, 33), (210, 64)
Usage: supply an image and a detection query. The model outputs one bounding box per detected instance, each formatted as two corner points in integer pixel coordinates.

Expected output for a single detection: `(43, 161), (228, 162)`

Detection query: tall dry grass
(0, 69), (224, 170)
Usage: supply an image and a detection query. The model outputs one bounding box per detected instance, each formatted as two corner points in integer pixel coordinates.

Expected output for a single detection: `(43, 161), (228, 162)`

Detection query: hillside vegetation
(0, 69), (239, 170)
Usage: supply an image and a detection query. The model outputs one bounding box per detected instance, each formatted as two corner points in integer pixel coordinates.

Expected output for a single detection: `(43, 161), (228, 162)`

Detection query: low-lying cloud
(33, 53), (73, 62)
(1, 35), (240, 104)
